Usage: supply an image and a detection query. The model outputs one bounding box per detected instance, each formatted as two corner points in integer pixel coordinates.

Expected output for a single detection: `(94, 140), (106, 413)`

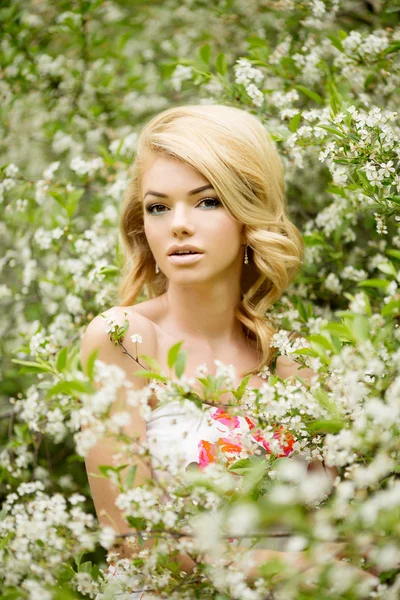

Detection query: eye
(145, 197), (222, 215)
(145, 203), (167, 215)
(198, 197), (221, 209)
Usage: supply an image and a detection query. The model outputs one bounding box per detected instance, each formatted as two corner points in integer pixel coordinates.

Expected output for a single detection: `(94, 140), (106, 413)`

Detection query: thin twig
(115, 529), (294, 540)
(2, 409), (17, 421)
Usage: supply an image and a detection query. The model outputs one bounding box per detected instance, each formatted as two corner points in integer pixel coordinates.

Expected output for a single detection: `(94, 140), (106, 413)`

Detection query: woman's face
(141, 153), (246, 285)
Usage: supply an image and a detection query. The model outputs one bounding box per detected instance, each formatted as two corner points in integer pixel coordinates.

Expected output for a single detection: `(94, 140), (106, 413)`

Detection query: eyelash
(145, 197), (222, 215)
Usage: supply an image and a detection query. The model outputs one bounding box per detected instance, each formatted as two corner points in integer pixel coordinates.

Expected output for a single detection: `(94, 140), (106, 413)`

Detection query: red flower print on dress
(197, 408), (295, 470)
(211, 407), (240, 430)
(198, 435), (243, 469)
(198, 439), (216, 469)
(244, 415), (294, 457)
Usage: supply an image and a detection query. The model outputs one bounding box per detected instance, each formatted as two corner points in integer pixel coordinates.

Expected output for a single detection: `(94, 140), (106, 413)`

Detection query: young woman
(80, 104), (336, 597)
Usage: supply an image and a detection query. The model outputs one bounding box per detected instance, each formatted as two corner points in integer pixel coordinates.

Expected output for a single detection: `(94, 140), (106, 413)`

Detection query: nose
(169, 203), (195, 237)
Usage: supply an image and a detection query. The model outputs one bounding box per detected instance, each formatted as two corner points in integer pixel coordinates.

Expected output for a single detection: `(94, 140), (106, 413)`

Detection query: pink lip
(168, 253), (204, 265)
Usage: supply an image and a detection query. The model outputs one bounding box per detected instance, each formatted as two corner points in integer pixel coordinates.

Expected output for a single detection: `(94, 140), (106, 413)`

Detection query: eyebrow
(143, 184), (214, 200)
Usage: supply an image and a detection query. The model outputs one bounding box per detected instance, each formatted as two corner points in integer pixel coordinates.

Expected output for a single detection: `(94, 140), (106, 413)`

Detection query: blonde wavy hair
(119, 104), (304, 376)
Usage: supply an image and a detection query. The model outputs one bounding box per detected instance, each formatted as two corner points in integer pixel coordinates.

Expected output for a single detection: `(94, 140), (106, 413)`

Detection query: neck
(160, 280), (244, 351)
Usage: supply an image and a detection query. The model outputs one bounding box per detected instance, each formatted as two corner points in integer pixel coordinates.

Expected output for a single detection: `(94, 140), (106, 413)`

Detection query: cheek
(205, 213), (242, 246)
(144, 219), (162, 249)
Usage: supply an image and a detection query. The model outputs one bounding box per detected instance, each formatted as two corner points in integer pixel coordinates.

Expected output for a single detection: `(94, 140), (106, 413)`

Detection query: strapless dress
(147, 398), (299, 476)
(104, 398), (309, 599)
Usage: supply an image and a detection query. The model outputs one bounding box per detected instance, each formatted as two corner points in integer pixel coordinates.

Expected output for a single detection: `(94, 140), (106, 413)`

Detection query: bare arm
(80, 309), (202, 570)
(80, 308), (157, 558)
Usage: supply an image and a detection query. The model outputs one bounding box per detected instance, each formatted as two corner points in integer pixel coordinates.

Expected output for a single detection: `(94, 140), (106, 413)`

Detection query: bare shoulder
(128, 294), (166, 323)
(80, 306), (158, 382)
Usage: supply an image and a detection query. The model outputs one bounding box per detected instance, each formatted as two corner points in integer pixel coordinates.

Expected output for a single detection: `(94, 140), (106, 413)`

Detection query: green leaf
(47, 380), (92, 398)
(11, 359), (53, 373)
(365, 73), (377, 90)
(327, 34), (344, 52)
(167, 341), (183, 369)
(126, 516), (146, 529)
(199, 43), (211, 66)
(322, 322), (352, 340)
(97, 144), (115, 165)
(297, 302), (308, 322)
(289, 112), (302, 132)
(74, 551), (84, 568)
(1, 592), (26, 600)
(307, 334), (333, 352)
(242, 456), (269, 493)
(79, 560), (92, 574)
(84, 348), (99, 380)
(387, 195), (400, 206)
(187, 392), (203, 410)
(376, 261), (397, 278)
(138, 353), (162, 372)
(98, 265), (119, 276)
(175, 349), (188, 378)
(49, 190), (66, 207)
(246, 35), (269, 49)
(232, 373), (252, 401)
(50, 585), (80, 600)
(133, 369), (167, 382)
(386, 249), (400, 261)
(67, 454), (85, 463)
(383, 41), (400, 56)
(357, 279), (390, 289)
(327, 78), (343, 115)
(291, 348), (320, 358)
(98, 464), (128, 478)
(314, 389), (341, 417)
(381, 300), (400, 317)
(294, 85), (323, 105)
(66, 188), (84, 218)
(296, 300), (313, 322)
(228, 458), (252, 474)
(215, 53), (227, 76)
(196, 377), (210, 388)
(355, 170), (374, 191)
(56, 346), (68, 372)
(303, 232), (329, 246)
(347, 314), (369, 342)
(342, 293), (372, 318)
(307, 419), (344, 434)
(126, 465), (137, 489)
(315, 124), (347, 138)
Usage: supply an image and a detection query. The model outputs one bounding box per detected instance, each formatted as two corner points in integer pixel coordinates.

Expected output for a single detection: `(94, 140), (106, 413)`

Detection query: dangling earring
(155, 263), (159, 274)
(244, 245), (249, 265)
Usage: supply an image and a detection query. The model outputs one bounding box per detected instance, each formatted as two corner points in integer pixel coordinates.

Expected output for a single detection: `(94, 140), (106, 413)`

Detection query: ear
(240, 223), (246, 243)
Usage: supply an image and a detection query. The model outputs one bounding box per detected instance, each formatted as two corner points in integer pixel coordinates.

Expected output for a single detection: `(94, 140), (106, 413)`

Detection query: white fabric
(146, 398), (260, 477)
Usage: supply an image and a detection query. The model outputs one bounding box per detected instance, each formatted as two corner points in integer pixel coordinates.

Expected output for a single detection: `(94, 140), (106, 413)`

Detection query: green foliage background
(1, 0), (399, 598)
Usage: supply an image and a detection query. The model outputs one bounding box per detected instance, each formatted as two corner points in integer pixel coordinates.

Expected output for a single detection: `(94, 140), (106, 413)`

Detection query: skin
(137, 150), (329, 419)
(141, 152), (248, 354)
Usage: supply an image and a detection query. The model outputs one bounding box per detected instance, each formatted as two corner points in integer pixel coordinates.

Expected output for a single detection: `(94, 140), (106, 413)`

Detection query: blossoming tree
(1, 0), (399, 598)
